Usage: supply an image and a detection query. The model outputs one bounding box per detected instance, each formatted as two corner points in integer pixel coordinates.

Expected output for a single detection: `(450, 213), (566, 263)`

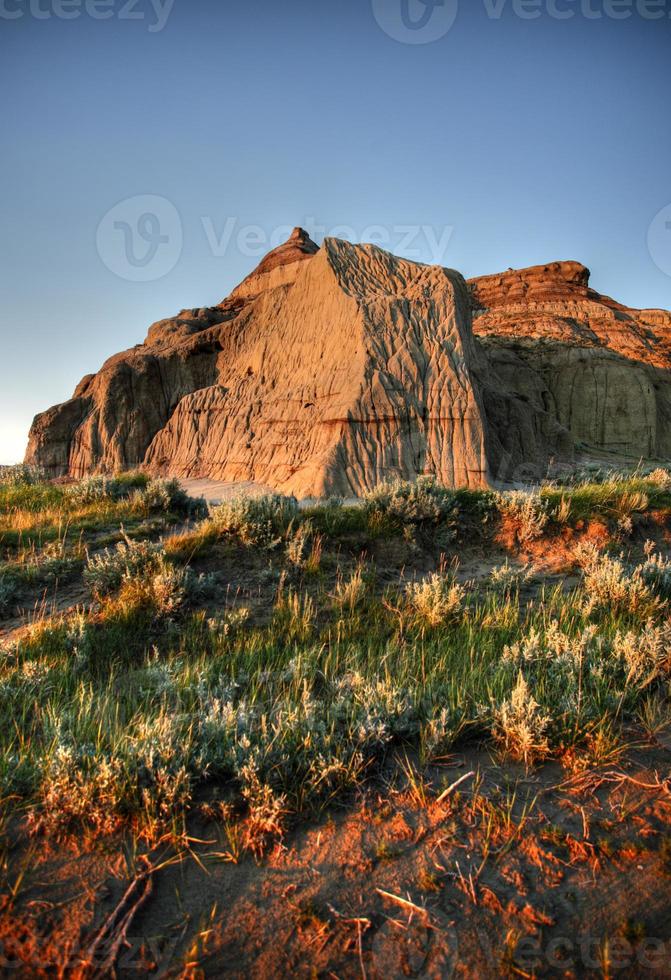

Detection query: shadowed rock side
(469, 262), (671, 458)
(25, 230), (565, 495)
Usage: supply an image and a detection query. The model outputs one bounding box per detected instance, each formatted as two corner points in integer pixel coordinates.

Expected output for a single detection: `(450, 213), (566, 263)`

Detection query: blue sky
(1, 0), (670, 463)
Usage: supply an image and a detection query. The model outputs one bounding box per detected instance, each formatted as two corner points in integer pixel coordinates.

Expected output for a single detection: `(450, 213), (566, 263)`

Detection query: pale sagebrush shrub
(28, 745), (124, 838)
(405, 572), (465, 627)
(495, 490), (549, 543)
(85, 536), (214, 607)
(364, 476), (458, 527)
(193, 675), (404, 810)
(489, 561), (532, 594)
(84, 538), (162, 597)
(493, 672), (550, 766)
(613, 621), (671, 689)
(616, 514), (634, 538)
(286, 521), (312, 566)
(420, 707), (470, 763)
(65, 475), (113, 504)
(210, 493), (299, 546)
(0, 463), (44, 486)
(129, 712), (192, 831)
(206, 607), (251, 637)
(140, 563), (188, 614)
(332, 672), (419, 743)
(118, 562), (217, 614)
(552, 495), (572, 525)
(575, 543), (663, 617)
(502, 622), (600, 668)
(132, 477), (194, 514)
(639, 548), (671, 599)
(646, 467), (671, 489)
(64, 472), (149, 504)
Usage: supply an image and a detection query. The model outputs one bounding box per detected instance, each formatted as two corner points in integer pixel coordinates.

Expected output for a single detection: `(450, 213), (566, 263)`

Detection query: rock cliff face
(25, 234), (671, 495)
(469, 262), (671, 459)
(25, 231), (563, 494)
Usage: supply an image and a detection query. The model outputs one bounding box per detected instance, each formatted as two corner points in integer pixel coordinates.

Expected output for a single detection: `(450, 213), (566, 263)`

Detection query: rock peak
(289, 226), (314, 245)
(229, 226), (320, 300)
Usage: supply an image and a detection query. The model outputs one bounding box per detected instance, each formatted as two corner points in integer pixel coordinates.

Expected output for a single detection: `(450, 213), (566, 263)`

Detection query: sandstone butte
(25, 229), (671, 497)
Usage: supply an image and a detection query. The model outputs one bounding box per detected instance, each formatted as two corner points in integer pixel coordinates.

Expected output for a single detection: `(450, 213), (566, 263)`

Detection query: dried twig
(76, 857), (155, 978)
(375, 888), (428, 919)
(435, 770), (475, 805)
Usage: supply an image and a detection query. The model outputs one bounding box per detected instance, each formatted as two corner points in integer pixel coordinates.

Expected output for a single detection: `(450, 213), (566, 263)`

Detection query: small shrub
(133, 477), (195, 515)
(405, 572), (465, 627)
(493, 672), (550, 766)
(575, 543), (663, 618)
(107, 560), (216, 617)
(613, 621), (671, 689)
(489, 561), (532, 594)
(495, 491), (549, 543)
(553, 495), (572, 525)
(28, 746), (123, 839)
(64, 471), (150, 505)
(65, 476), (113, 504)
(0, 464), (44, 487)
(210, 493), (299, 546)
(364, 476), (458, 529)
(646, 467), (671, 490)
(84, 538), (162, 597)
(639, 547), (671, 599)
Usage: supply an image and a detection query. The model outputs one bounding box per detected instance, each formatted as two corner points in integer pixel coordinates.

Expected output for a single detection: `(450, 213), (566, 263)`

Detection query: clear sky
(2, 0), (670, 464)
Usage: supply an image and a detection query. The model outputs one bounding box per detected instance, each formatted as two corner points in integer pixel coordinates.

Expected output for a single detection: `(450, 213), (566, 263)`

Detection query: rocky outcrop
(469, 262), (671, 459)
(26, 230), (567, 495)
(26, 234), (670, 495)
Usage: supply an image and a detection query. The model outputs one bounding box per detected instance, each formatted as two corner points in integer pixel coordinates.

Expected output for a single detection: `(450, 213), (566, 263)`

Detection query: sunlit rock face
(469, 261), (671, 460)
(26, 232), (670, 495)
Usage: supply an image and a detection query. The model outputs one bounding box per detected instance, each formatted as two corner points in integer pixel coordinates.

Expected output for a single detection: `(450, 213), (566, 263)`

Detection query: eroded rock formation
(25, 233), (670, 495)
(469, 262), (671, 459)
